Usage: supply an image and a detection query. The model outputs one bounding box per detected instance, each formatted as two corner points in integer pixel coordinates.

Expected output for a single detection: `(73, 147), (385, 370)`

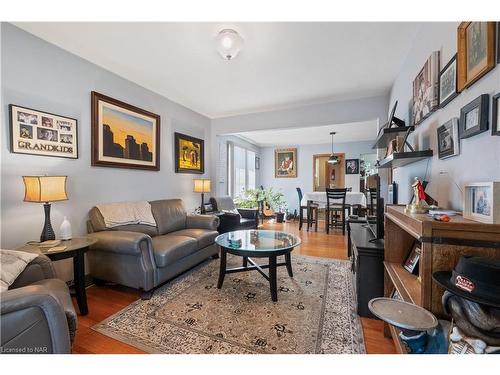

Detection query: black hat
(433, 256), (500, 308)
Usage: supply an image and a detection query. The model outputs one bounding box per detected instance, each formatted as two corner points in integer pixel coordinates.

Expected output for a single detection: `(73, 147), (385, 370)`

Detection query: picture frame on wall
(437, 118), (460, 159)
(9, 104), (78, 159)
(439, 54), (459, 108)
(463, 182), (500, 224)
(459, 94), (489, 139)
(91, 91), (160, 171)
(497, 22), (500, 64)
(275, 148), (297, 178)
(492, 93), (500, 136)
(412, 51), (440, 125)
(255, 156), (260, 170)
(345, 159), (359, 174)
(174, 132), (205, 174)
(457, 22), (496, 91)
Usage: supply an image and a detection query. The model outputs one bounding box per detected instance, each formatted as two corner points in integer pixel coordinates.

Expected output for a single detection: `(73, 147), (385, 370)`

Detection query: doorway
(313, 153), (345, 191)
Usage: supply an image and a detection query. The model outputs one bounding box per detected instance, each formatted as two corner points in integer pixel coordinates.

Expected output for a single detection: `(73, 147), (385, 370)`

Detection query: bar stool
(325, 188), (348, 235)
(296, 187), (319, 231)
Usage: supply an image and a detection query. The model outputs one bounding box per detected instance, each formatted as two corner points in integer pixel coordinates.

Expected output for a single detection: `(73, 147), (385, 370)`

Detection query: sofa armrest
(88, 230), (153, 257)
(1, 285), (71, 354)
(237, 208), (259, 220)
(186, 214), (220, 230)
(10, 254), (56, 289)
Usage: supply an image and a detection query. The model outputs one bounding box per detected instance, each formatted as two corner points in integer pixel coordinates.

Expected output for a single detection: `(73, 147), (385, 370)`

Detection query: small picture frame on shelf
(437, 118), (460, 159)
(439, 54), (459, 108)
(463, 182), (500, 224)
(459, 94), (489, 139)
(492, 92), (500, 136)
(403, 242), (421, 274)
(390, 288), (403, 301)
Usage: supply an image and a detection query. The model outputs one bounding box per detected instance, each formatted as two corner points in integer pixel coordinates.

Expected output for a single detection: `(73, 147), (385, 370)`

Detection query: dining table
(300, 191), (367, 208)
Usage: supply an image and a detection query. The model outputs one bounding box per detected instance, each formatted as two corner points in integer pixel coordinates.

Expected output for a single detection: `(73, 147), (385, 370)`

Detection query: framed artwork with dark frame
(497, 22), (500, 64)
(437, 118), (460, 159)
(439, 54), (459, 108)
(275, 148), (297, 178)
(403, 242), (421, 275)
(459, 94), (489, 139)
(91, 91), (160, 171)
(9, 104), (78, 159)
(345, 159), (359, 174)
(174, 132), (205, 174)
(492, 92), (500, 136)
(457, 22), (496, 91)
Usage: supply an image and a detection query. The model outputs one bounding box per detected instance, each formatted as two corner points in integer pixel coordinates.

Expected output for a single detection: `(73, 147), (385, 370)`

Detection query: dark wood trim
(9, 104), (79, 159)
(457, 22), (496, 92)
(492, 92), (500, 136)
(91, 91), (161, 171)
(174, 132), (205, 174)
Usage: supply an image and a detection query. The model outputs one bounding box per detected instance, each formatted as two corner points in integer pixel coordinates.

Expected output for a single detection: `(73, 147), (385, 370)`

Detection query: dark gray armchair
(209, 196), (259, 233)
(1, 255), (77, 354)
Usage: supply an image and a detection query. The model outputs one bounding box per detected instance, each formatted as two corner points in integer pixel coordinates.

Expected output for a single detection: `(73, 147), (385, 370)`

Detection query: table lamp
(193, 178), (211, 214)
(23, 175), (68, 242)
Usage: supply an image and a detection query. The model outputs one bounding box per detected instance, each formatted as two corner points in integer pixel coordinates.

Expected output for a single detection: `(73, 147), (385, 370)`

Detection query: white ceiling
(234, 120), (378, 147)
(14, 22), (420, 118)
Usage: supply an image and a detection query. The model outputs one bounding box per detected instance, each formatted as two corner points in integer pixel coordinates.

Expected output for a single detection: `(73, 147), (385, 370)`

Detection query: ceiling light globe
(216, 29), (243, 61)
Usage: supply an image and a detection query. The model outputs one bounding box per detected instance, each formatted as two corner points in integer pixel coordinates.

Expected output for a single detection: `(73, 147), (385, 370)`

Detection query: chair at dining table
(296, 187), (319, 231)
(325, 188), (348, 235)
(367, 188), (378, 216)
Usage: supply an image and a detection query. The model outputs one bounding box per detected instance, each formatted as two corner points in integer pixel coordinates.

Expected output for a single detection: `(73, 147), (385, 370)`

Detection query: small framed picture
(492, 93), (500, 136)
(437, 118), (460, 159)
(439, 54), (459, 108)
(9, 104), (78, 159)
(403, 243), (421, 275)
(174, 132), (205, 174)
(345, 159), (359, 174)
(459, 94), (489, 139)
(463, 182), (500, 224)
(255, 156), (260, 170)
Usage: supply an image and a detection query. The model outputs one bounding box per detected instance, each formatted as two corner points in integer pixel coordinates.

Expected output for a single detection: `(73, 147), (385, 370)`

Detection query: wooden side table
(17, 237), (97, 316)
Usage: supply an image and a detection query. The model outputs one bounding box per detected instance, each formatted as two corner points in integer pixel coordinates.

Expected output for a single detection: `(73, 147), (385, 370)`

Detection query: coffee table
(215, 230), (301, 302)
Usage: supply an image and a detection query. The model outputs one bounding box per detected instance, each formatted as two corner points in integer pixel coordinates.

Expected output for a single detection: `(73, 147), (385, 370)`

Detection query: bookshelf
(383, 205), (500, 353)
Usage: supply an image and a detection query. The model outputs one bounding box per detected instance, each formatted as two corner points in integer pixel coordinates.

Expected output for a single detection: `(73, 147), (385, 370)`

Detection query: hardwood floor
(72, 219), (395, 354)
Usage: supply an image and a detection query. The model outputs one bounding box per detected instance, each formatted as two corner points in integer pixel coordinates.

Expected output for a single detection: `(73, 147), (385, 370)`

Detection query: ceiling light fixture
(328, 131), (339, 165)
(215, 29), (243, 61)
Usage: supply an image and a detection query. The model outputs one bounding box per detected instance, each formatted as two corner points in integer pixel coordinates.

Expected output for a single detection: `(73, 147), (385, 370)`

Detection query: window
(228, 143), (256, 198)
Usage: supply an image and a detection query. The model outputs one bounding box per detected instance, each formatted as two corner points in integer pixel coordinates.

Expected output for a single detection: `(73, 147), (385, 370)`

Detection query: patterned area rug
(93, 254), (365, 354)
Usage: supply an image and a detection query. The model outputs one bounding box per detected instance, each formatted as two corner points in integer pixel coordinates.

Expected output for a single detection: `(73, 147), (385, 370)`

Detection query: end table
(17, 237), (97, 316)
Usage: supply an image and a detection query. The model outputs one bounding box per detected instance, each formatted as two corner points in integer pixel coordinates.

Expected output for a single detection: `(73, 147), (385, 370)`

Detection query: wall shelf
(372, 126), (414, 149)
(376, 150), (433, 169)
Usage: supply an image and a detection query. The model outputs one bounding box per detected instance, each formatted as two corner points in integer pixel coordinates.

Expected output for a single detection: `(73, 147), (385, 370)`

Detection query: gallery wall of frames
(390, 22), (500, 210)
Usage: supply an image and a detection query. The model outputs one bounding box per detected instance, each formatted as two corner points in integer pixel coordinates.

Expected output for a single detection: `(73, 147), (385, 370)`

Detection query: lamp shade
(23, 176), (68, 203)
(193, 179), (211, 193)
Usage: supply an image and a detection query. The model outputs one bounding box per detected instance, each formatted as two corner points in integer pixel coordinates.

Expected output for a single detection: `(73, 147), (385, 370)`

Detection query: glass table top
(215, 230), (300, 251)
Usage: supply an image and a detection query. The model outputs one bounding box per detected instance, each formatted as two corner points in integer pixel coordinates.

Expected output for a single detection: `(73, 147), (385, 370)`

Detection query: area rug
(92, 254), (366, 354)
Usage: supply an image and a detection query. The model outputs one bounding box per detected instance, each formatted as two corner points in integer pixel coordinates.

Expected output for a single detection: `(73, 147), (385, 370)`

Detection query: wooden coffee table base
(217, 248), (294, 302)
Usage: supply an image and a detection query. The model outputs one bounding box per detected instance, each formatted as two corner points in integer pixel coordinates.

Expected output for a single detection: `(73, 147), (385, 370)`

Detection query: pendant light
(328, 132), (339, 165)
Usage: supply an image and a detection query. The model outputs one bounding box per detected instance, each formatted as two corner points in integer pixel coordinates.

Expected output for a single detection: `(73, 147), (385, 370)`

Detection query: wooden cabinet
(383, 204), (500, 353)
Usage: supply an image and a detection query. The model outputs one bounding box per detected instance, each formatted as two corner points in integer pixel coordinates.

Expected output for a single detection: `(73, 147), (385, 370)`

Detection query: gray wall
(1, 24), (211, 278)
(259, 141), (374, 213)
(389, 22), (500, 208)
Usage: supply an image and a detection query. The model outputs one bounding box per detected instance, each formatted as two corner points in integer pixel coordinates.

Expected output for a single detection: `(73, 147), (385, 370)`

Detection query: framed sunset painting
(91, 91), (160, 170)
(174, 132), (204, 174)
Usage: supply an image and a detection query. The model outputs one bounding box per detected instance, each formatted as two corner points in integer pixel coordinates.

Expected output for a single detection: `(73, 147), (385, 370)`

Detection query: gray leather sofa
(87, 199), (220, 298)
(0, 255), (77, 354)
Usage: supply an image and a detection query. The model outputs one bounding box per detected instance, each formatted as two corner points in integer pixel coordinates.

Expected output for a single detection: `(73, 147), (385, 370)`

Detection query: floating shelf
(376, 150), (433, 169)
(372, 126), (415, 149)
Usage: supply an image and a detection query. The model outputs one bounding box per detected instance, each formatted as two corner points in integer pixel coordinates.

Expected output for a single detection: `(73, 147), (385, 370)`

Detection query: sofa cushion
(89, 207), (158, 237)
(151, 235), (197, 267)
(150, 199), (187, 235)
(169, 229), (218, 249)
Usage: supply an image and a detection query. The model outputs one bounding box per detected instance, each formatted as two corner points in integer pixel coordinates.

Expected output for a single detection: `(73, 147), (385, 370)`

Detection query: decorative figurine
(405, 177), (429, 214)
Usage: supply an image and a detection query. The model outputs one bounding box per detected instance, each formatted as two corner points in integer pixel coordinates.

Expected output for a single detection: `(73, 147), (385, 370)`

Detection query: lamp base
(40, 203), (56, 242)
